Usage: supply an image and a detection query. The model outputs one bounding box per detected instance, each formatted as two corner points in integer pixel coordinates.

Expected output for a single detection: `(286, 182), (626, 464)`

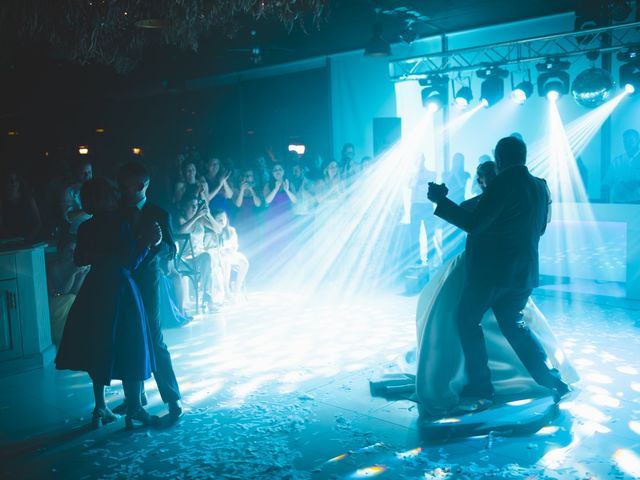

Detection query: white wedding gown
(414, 253), (578, 417)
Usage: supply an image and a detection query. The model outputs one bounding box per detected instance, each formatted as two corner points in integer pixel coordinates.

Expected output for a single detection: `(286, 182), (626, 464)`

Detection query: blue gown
(55, 212), (156, 385)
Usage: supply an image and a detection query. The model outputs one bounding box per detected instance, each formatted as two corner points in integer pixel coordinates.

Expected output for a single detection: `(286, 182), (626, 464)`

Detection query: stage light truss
(390, 21), (640, 81)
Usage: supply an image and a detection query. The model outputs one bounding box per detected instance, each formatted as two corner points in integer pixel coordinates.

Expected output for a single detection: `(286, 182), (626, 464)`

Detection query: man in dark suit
(427, 136), (569, 411)
(115, 161), (183, 420)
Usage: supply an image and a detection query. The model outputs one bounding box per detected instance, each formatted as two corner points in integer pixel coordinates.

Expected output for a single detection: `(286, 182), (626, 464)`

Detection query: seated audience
(176, 196), (216, 309)
(212, 209), (249, 301)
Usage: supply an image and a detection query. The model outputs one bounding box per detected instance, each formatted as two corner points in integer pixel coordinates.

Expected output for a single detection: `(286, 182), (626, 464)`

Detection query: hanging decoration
(0, 0), (329, 73)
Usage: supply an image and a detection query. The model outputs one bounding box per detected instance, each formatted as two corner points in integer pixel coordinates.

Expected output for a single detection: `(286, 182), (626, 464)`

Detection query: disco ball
(571, 68), (615, 108)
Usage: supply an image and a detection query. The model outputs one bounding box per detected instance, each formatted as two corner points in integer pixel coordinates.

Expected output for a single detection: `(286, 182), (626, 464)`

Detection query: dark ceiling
(0, 0), (578, 108)
(136, 0), (576, 81)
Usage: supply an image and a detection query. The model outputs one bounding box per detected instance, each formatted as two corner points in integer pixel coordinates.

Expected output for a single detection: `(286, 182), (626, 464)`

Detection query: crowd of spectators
(1, 129), (636, 334)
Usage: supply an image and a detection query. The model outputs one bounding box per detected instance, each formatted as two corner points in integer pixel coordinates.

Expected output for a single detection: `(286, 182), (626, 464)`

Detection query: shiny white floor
(1, 290), (640, 479)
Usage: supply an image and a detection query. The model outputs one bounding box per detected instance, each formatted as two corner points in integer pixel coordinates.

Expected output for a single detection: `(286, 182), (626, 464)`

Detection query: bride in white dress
(414, 251), (578, 417)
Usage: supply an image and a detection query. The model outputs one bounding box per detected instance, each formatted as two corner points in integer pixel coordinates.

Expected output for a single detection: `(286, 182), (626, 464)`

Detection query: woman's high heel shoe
(92, 407), (118, 429)
(125, 407), (159, 429)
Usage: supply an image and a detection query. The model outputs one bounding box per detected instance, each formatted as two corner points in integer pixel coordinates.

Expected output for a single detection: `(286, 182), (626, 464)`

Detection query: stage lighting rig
(537, 59), (571, 101)
(421, 76), (448, 112)
(452, 77), (473, 108)
(510, 70), (534, 104)
(477, 67), (508, 107)
(618, 49), (640, 94)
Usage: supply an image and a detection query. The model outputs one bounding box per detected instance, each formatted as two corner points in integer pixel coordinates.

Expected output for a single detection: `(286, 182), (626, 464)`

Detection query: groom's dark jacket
(435, 165), (550, 289)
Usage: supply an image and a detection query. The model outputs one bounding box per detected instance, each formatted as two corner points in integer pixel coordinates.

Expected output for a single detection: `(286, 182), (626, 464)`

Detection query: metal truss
(390, 20), (640, 81)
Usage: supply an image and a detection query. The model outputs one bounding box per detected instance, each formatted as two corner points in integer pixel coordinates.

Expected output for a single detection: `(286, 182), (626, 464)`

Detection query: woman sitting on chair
(212, 208), (249, 302)
(176, 196), (217, 310)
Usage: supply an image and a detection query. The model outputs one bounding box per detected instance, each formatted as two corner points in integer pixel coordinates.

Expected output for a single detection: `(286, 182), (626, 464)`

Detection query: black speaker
(373, 117), (401, 158)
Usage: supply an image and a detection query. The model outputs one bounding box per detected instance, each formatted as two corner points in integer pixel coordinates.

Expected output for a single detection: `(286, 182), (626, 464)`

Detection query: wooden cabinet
(0, 243), (54, 376)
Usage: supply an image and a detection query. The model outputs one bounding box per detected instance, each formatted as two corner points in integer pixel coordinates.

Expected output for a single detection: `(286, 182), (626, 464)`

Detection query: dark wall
(1, 64), (330, 195)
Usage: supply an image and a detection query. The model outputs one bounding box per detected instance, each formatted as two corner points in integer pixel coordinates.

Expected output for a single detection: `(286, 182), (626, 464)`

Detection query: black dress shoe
(168, 400), (184, 420)
(125, 407), (159, 429)
(113, 391), (148, 415)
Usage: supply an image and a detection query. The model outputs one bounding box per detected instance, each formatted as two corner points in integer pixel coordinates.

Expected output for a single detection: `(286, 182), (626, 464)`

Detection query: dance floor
(1, 289), (640, 479)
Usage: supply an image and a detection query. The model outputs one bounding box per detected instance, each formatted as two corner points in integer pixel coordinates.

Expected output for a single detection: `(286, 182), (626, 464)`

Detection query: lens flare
(614, 449), (640, 477)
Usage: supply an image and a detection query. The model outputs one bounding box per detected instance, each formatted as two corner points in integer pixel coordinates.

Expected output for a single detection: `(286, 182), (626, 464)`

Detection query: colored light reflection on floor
(396, 447), (422, 459)
(614, 449), (640, 477)
(2, 292), (640, 479)
(351, 465), (387, 478)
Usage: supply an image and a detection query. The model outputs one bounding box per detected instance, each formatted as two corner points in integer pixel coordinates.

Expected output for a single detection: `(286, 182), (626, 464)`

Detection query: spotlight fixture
(78, 146), (89, 155)
(510, 70), (534, 104)
(477, 67), (508, 107)
(364, 22), (391, 57)
(132, 147), (142, 155)
(452, 77), (473, 108)
(536, 59), (571, 100)
(420, 76), (448, 112)
(618, 49), (640, 95)
(400, 21), (418, 45)
(512, 82), (534, 103)
(454, 86), (473, 108)
(571, 67), (614, 108)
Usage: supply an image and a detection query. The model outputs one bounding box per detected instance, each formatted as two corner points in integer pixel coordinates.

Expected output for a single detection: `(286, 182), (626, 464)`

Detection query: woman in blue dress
(55, 178), (159, 429)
